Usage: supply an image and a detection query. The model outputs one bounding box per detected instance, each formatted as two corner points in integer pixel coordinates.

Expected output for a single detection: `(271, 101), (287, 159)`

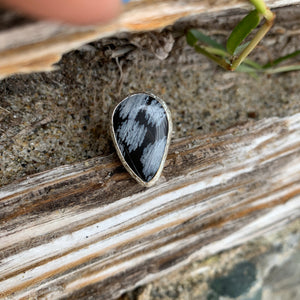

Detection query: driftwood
(0, 0), (299, 79)
(1, 113), (300, 299)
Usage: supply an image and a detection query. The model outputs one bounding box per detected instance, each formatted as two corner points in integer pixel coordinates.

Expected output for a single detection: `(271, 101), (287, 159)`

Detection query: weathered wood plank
(1, 0), (300, 78)
(1, 113), (300, 299)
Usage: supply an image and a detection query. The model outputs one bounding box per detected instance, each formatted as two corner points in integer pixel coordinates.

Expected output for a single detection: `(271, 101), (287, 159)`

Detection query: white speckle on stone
(141, 137), (167, 181)
(117, 119), (147, 153)
(119, 94), (147, 120)
(144, 101), (165, 127)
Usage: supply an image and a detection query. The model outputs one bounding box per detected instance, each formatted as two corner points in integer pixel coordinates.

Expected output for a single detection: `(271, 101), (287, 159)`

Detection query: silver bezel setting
(110, 92), (172, 187)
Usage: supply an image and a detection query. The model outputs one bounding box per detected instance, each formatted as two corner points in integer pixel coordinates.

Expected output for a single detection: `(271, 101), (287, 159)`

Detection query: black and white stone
(111, 93), (172, 187)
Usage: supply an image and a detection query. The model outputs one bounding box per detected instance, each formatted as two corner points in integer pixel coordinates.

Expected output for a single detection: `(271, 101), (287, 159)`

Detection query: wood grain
(1, 113), (300, 299)
(1, 0), (300, 79)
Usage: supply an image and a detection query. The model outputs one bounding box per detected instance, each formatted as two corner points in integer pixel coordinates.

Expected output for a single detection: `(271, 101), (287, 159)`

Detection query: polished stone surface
(112, 93), (170, 184)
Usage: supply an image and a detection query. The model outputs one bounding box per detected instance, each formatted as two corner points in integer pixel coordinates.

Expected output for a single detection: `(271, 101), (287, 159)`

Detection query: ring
(110, 92), (172, 187)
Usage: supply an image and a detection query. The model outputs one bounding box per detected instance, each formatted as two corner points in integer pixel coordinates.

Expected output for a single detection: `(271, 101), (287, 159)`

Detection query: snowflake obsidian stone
(111, 93), (172, 187)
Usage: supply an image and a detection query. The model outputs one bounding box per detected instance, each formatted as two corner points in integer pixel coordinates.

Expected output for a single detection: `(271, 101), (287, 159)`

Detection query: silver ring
(110, 92), (172, 187)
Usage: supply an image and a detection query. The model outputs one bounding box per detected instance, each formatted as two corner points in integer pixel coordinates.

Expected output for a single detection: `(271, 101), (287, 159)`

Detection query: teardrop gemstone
(111, 93), (172, 187)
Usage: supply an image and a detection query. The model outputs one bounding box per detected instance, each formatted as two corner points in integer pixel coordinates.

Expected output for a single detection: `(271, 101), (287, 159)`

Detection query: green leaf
(226, 10), (261, 55)
(263, 50), (300, 68)
(186, 30), (198, 46)
(187, 29), (226, 50)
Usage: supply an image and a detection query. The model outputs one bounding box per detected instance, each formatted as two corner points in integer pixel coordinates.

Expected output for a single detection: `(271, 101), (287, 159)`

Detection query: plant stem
(202, 46), (230, 58)
(249, 0), (273, 20)
(230, 15), (274, 70)
(243, 58), (263, 69)
(194, 45), (230, 70)
(265, 64), (300, 74)
(263, 9), (274, 21)
(249, 0), (267, 14)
